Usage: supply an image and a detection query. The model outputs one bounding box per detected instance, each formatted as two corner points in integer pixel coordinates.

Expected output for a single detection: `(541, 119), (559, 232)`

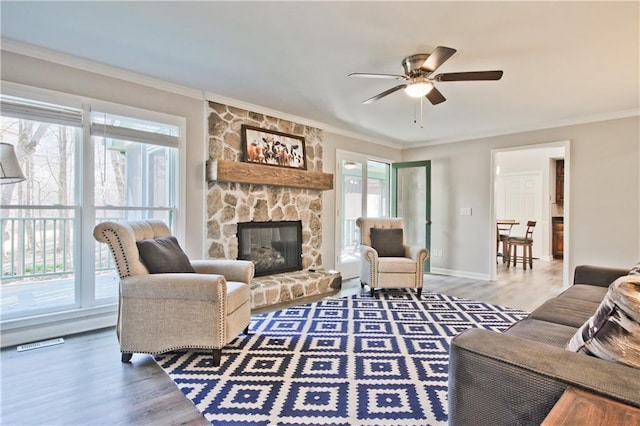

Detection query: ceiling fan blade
(421, 46), (457, 72)
(349, 72), (407, 80)
(362, 84), (407, 104)
(434, 70), (504, 82)
(426, 87), (446, 105)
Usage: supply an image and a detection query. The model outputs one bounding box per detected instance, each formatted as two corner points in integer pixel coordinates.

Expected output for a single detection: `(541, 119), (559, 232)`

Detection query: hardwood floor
(0, 259), (563, 425)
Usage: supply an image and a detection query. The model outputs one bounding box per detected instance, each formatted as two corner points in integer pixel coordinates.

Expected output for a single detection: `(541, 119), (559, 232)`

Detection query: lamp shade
(0, 143), (26, 184)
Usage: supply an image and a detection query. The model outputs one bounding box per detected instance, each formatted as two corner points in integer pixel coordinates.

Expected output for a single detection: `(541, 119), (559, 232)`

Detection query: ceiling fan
(349, 46), (503, 105)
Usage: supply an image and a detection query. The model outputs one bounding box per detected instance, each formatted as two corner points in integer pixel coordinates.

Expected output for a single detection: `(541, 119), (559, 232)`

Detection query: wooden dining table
(497, 220), (519, 260)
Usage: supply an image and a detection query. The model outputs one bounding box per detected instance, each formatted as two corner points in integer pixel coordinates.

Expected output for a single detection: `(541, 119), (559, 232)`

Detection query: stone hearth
(250, 269), (342, 311)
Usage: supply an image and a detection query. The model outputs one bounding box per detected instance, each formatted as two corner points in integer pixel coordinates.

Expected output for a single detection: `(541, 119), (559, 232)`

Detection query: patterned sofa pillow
(629, 261), (640, 276)
(566, 275), (640, 368)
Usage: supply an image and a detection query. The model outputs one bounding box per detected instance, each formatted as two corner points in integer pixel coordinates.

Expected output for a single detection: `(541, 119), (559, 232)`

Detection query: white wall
(404, 117), (640, 280)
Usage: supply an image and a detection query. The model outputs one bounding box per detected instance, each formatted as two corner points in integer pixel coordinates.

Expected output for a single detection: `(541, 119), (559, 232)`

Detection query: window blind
(0, 95), (82, 127)
(90, 112), (180, 148)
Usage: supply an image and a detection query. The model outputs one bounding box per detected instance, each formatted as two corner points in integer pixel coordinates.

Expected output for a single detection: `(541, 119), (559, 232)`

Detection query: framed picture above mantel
(241, 125), (306, 170)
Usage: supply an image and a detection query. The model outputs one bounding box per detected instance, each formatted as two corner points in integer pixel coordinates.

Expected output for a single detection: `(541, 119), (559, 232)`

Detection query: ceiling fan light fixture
(404, 81), (433, 98)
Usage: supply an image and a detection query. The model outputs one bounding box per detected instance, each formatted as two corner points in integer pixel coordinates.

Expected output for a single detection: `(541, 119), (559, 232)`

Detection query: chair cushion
(566, 275), (640, 368)
(370, 228), (404, 257)
(508, 237), (533, 244)
(226, 281), (250, 313)
(378, 257), (417, 273)
(136, 236), (195, 274)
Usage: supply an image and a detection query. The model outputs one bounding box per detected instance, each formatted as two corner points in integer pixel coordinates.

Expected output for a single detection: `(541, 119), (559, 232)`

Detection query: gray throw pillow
(369, 228), (405, 257)
(566, 275), (640, 368)
(136, 236), (195, 274)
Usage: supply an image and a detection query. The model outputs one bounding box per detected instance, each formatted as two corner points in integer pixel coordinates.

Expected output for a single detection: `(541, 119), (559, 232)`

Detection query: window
(1, 94), (181, 323)
(91, 111), (179, 301)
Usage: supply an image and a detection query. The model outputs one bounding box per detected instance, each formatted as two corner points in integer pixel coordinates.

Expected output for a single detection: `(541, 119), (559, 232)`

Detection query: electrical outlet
(460, 207), (472, 216)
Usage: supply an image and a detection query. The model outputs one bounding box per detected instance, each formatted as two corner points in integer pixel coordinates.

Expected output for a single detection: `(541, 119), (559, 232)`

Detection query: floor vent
(17, 338), (65, 352)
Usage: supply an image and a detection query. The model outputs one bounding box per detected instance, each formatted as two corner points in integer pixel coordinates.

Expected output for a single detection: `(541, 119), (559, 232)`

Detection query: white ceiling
(1, 1), (638, 147)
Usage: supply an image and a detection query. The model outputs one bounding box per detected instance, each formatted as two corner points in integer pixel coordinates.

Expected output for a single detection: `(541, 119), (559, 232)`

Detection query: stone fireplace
(206, 102), (324, 269)
(206, 102), (340, 310)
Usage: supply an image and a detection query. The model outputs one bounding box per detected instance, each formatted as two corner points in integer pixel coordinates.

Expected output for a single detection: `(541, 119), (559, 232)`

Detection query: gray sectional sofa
(448, 265), (640, 425)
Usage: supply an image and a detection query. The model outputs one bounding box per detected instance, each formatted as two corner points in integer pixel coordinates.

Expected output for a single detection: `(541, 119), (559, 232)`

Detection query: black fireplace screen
(237, 220), (303, 277)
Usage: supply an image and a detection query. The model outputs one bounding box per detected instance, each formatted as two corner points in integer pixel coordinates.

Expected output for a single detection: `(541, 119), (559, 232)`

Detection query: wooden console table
(541, 387), (640, 425)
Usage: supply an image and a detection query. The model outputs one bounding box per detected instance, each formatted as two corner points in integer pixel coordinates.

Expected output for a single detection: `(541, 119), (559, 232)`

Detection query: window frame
(0, 82), (187, 336)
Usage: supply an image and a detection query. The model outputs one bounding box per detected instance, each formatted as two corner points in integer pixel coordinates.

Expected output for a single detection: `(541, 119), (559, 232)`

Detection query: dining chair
(508, 221), (536, 270)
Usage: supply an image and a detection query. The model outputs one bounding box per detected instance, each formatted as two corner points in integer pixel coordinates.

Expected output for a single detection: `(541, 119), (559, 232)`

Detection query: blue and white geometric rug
(154, 289), (528, 425)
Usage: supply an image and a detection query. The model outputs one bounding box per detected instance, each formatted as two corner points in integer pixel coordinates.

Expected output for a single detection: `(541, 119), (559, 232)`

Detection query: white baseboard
(429, 268), (491, 281)
(1, 308), (117, 348)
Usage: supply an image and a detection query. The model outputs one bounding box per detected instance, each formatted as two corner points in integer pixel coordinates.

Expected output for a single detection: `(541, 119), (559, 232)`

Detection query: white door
(496, 172), (543, 258)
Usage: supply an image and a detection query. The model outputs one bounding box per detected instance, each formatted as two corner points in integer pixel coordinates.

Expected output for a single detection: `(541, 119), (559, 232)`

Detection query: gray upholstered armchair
(355, 217), (429, 297)
(93, 219), (254, 366)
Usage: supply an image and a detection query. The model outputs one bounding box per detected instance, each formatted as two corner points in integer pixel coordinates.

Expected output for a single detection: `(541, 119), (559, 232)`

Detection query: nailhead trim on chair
(217, 278), (227, 344)
(99, 228), (132, 279)
(364, 249), (377, 288)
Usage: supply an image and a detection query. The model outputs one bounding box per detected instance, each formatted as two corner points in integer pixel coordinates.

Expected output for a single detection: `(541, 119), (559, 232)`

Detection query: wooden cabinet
(555, 159), (564, 203)
(552, 218), (564, 259)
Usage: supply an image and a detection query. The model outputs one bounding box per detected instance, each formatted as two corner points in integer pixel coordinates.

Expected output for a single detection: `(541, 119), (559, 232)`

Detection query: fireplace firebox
(237, 220), (303, 277)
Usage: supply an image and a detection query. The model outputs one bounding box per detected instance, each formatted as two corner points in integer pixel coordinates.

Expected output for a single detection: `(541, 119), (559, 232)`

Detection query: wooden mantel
(207, 159), (334, 191)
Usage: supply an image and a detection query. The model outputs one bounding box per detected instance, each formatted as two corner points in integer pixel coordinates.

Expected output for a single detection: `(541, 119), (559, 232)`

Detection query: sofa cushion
(529, 297), (600, 328)
(505, 319), (578, 348)
(566, 275), (640, 368)
(558, 284), (609, 304)
(370, 228), (405, 257)
(136, 236), (195, 274)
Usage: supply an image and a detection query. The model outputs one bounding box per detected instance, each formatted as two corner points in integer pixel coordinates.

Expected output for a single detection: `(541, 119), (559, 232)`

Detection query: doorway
(392, 161), (431, 272)
(490, 141), (570, 286)
(335, 150), (391, 278)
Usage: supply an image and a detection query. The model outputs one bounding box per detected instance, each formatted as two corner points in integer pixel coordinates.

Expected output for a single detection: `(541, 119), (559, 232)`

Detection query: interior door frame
(489, 140), (571, 287)
(392, 160), (431, 272)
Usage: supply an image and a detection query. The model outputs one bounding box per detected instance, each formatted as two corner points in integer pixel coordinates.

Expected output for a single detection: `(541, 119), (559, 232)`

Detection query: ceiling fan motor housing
(402, 54), (431, 77)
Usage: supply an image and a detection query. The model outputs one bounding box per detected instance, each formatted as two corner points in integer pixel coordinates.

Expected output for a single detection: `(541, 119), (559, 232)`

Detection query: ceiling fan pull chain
(414, 99), (418, 124)
(420, 96), (424, 128)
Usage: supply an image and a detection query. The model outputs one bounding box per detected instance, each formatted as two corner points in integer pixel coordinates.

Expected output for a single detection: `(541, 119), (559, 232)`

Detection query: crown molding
(2, 38), (400, 150)
(410, 108), (640, 148)
(204, 92), (402, 149)
(1, 38), (205, 100)
(4, 38), (634, 152)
